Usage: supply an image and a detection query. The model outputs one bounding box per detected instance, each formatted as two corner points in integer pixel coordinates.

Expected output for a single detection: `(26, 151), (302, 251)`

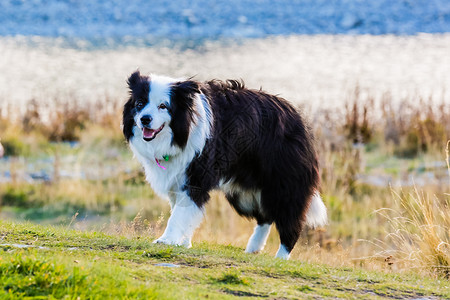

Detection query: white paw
(245, 224), (271, 253)
(181, 237), (192, 248)
(153, 236), (181, 246)
(275, 244), (291, 260)
(245, 243), (263, 253)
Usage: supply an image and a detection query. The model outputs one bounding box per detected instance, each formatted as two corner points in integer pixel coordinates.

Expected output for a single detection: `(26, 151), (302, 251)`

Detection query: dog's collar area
(155, 155), (170, 170)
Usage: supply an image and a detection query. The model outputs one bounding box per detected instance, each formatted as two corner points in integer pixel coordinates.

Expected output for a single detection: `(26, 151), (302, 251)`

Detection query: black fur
(169, 81), (199, 149)
(123, 71), (150, 141)
(184, 80), (319, 252)
(123, 74), (320, 253)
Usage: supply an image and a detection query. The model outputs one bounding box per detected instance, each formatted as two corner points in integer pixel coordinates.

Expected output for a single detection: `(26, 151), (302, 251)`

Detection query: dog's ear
(122, 97), (135, 142)
(123, 70), (143, 141)
(127, 70), (144, 92)
(124, 71), (151, 142)
(169, 80), (200, 149)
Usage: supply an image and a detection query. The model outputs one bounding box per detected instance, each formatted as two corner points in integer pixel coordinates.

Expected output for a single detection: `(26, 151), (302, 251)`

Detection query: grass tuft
(375, 184), (450, 278)
(143, 247), (175, 260)
(213, 270), (250, 285)
(297, 285), (313, 292)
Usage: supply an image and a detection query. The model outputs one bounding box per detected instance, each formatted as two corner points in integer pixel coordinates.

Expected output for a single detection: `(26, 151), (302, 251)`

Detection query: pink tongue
(143, 128), (155, 139)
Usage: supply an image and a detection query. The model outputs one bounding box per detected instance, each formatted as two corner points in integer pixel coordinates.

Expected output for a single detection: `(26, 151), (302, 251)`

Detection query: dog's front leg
(154, 191), (204, 247)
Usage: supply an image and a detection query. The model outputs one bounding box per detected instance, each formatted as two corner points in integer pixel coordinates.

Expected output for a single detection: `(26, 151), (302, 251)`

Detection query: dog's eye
(136, 100), (145, 108)
(158, 103), (167, 110)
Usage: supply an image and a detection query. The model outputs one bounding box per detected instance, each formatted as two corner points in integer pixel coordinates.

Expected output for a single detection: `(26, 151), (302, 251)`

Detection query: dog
(122, 71), (327, 259)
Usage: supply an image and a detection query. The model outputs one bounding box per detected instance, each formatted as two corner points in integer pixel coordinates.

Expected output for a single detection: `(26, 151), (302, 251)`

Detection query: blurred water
(1, 0), (449, 40)
(0, 35), (449, 115)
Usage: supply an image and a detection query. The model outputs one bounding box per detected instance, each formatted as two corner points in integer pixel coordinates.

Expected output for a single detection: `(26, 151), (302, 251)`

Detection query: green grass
(0, 221), (448, 299)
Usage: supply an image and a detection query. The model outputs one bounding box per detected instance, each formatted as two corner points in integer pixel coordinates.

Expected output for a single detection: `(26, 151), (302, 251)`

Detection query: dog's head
(123, 71), (200, 150)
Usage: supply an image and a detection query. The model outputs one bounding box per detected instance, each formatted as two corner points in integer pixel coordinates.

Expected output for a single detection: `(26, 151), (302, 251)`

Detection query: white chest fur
(130, 135), (190, 200)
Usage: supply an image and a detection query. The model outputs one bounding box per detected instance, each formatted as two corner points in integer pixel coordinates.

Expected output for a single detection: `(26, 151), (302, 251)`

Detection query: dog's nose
(140, 115), (152, 126)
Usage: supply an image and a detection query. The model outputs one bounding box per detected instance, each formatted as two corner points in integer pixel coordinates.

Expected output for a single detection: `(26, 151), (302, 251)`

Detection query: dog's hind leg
(274, 193), (326, 259)
(245, 223), (272, 253)
(274, 217), (301, 260)
(154, 191), (204, 247)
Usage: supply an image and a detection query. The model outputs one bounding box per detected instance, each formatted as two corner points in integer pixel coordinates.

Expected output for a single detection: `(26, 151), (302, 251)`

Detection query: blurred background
(1, 0), (449, 276)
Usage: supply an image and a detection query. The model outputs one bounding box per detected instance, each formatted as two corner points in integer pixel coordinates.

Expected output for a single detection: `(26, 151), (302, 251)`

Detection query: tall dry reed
(373, 144), (450, 277)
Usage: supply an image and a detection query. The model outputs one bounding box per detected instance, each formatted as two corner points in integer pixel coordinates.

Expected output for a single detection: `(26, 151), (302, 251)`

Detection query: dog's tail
(305, 191), (327, 228)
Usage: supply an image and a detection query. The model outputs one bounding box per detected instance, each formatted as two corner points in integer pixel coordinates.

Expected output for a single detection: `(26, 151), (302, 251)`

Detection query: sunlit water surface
(0, 34), (449, 116)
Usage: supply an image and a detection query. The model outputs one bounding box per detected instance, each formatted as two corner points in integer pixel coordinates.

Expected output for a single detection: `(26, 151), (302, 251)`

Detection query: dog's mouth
(142, 124), (165, 141)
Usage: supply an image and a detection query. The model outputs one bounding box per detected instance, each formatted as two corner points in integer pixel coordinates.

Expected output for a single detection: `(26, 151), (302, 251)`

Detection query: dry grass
(358, 142), (450, 278)
(446, 140), (450, 184)
(372, 186), (450, 278)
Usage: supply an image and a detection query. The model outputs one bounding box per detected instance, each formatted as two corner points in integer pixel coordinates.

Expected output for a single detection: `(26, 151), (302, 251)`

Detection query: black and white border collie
(122, 71), (327, 259)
